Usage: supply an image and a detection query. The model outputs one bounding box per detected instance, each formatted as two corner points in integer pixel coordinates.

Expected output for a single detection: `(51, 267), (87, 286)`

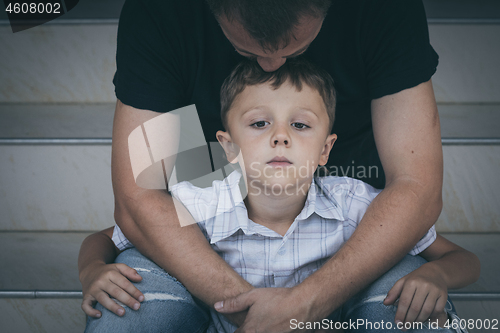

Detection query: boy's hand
(383, 263), (448, 330)
(80, 262), (144, 318)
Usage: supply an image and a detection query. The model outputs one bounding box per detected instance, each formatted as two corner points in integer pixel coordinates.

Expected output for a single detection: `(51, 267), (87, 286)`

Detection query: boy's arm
(417, 234), (481, 289)
(78, 227), (144, 318)
(383, 234), (480, 326)
(78, 227), (120, 275)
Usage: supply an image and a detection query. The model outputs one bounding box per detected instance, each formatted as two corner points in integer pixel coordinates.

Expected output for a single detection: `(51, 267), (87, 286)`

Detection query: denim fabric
(327, 255), (465, 333)
(85, 248), (210, 333)
(85, 251), (465, 333)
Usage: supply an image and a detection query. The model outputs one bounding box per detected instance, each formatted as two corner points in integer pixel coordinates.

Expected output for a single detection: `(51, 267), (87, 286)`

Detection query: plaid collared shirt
(113, 170), (436, 332)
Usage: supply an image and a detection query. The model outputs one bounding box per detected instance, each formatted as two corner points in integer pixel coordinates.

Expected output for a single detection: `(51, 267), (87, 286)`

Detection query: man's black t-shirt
(113, 0), (438, 189)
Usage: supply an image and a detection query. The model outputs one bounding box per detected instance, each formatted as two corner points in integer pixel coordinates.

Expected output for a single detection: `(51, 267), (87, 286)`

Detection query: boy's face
(217, 81), (336, 194)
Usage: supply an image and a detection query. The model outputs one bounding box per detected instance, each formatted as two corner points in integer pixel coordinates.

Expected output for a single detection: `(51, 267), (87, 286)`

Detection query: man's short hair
(206, 0), (332, 52)
(220, 57), (336, 132)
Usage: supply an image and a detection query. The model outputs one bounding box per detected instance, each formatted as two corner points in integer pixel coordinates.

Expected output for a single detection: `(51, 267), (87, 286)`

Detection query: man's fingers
(81, 296), (101, 318)
(384, 278), (404, 305)
(215, 292), (254, 314)
(223, 310), (248, 327)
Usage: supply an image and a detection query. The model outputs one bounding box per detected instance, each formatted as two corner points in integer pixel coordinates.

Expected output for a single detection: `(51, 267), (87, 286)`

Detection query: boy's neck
(243, 180), (312, 236)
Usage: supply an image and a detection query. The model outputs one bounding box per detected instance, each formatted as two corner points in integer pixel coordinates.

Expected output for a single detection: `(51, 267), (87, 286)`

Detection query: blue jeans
(326, 255), (464, 332)
(85, 248), (210, 333)
(85, 249), (464, 333)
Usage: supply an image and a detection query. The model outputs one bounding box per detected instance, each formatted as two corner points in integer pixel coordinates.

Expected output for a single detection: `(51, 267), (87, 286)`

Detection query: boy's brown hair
(220, 57), (336, 132)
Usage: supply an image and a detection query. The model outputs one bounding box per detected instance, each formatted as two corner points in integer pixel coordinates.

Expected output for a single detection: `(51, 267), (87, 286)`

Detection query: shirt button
(278, 249), (286, 256)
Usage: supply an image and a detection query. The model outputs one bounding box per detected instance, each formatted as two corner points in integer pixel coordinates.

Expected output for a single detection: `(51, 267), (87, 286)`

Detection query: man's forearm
(115, 188), (253, 307)
(293, 178), (442, 320)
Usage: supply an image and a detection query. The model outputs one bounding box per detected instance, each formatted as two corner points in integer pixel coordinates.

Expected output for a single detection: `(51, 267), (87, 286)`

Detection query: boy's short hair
(206, 0), (331, 52)
(220, 58), (336, 132)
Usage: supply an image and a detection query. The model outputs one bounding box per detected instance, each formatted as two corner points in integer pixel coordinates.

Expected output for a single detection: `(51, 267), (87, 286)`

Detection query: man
(98, 0), (443, 331)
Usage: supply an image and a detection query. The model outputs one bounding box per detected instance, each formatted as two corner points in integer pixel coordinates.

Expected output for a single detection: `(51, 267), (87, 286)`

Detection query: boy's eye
(251, 121), (269, 128)
(292, 122), (309, 129)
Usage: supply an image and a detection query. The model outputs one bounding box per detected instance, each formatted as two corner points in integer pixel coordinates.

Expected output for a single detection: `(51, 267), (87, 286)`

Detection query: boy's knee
(86, 248), (211, 332)
(341, 298), (458, 333)
(85, 298), (210, 333)
(364, 255), (428, 296)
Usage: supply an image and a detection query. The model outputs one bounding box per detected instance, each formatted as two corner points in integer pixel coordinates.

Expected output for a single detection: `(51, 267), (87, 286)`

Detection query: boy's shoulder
(170, 170), (241, 198)
(169, 170), (244, 223)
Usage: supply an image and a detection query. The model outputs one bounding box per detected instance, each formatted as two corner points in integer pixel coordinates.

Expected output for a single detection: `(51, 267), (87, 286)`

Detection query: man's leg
(85, 248), (211, 333)
(341, 255), (466, 333)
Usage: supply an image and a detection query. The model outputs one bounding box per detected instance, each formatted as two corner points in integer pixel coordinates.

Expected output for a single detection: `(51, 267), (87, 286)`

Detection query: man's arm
(215, 80), (443, 332)
(111, 100), (253, 323)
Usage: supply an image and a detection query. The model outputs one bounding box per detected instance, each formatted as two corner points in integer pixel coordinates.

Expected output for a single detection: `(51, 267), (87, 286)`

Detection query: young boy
(79, 58), (479, 333)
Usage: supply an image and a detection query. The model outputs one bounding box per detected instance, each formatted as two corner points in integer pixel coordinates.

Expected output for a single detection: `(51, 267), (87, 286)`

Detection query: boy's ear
(319, 133), (337, 166)
(216, 130), (240, 164)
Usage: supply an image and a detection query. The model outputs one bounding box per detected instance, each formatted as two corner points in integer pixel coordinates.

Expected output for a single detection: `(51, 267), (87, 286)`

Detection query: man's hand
(214, 287), (315, 333)
(222, 310), (250, 328)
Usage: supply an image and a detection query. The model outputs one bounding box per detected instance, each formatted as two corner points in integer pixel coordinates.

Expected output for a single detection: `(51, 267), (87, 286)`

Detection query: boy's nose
(271, 127), (291, 147)
(274, 139), (289, 145)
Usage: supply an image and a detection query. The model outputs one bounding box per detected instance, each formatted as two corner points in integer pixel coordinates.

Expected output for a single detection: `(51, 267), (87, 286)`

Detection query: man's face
(217, 82), (336, 195)
(218, 15), (323, 72)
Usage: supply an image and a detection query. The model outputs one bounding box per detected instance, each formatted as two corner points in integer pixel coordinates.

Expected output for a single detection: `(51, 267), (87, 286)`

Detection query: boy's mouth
(267, 156), (292, 167)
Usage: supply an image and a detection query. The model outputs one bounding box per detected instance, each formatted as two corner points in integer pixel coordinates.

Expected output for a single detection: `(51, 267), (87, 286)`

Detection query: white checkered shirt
(112, 170), (436, 332)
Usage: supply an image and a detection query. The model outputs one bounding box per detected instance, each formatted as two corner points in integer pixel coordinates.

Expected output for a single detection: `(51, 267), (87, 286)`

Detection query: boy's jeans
(85, 249), (465, 333)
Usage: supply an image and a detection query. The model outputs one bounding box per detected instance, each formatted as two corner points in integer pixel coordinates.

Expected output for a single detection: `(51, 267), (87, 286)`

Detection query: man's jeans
(85, 249), (465, 333)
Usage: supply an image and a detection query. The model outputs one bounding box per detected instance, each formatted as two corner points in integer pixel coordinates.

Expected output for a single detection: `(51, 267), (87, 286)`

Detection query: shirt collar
(209, 171), (346, 243)
(210, 170), (251, 243)
(295, 177), (345, 221)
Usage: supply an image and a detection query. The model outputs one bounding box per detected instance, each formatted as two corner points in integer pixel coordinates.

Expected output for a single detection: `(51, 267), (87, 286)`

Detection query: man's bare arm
(305, 78), (443, 309)
(299, 79), (443, 315)
(111, 100), (252, 321)
(215, 80), (443, 332)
